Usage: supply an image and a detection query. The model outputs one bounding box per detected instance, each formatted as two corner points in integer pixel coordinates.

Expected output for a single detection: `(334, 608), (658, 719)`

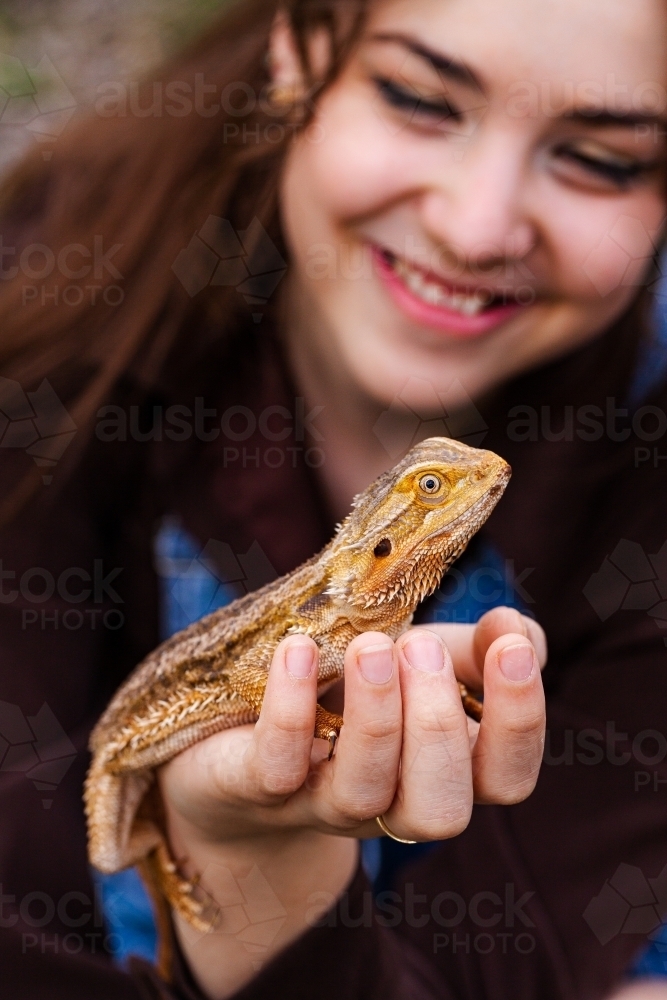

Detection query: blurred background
(0, 0), (228, 174)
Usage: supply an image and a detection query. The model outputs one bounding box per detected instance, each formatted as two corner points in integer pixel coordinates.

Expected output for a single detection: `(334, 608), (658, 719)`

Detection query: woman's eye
(553, 142), (659, 189)
(374, 77), (461, 124)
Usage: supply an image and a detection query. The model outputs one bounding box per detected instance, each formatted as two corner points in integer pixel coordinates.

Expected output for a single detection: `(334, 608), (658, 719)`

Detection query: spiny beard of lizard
(323, 437), (511, 616)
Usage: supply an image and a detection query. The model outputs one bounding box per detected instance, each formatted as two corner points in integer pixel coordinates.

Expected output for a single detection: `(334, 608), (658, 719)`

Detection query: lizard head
(325, 437), (511, 612)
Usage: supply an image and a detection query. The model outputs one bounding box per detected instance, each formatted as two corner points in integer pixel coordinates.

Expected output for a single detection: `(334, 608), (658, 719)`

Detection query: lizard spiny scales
(85, 437), (511, 929)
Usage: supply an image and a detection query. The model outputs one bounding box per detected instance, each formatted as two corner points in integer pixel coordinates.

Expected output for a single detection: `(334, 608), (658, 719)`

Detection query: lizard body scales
(85, 437), (511, 930)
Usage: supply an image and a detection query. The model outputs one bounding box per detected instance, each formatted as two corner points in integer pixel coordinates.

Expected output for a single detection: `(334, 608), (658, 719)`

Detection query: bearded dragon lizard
(85, 437), (510, 934)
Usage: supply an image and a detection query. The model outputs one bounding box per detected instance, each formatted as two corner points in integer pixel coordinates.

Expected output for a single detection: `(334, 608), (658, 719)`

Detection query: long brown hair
(0, 0), (659, 520)
(0, 0), (366, 520)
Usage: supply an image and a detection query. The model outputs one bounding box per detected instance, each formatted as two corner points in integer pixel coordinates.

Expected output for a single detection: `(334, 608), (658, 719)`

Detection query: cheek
(283, 82), (417, 231)
(544, 187), (666, 302)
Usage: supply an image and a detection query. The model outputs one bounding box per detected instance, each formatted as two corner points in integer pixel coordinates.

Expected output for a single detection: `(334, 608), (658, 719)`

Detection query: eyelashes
(373, 75), (660, 190)
(373, 76), (461, 122)
(553, 145), (657, 187)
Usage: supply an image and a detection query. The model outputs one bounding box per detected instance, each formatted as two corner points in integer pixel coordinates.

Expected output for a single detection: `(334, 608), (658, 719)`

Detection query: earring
(267, 83), (300, 108)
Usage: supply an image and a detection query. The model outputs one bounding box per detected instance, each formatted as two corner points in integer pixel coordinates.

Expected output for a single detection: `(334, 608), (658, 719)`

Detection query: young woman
(1, 0), (666, 997)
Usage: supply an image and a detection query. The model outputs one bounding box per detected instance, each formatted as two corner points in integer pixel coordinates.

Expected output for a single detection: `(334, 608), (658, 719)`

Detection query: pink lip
(373, 247), (527, 338)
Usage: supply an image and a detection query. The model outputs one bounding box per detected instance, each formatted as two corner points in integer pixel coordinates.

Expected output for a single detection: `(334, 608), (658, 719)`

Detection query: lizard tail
(137, 842), (220, 980)
(84, 754), (161, 872)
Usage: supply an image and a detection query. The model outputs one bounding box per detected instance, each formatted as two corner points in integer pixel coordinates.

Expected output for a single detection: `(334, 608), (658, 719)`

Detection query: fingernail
(286, 642), (314, 678)
(358, 643), (394, 684)
(403, 633), (444, 673)
(499, 644), (535, 682)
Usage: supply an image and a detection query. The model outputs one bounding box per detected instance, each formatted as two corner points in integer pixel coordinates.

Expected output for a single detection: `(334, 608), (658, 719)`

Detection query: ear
(268, 9), (306, 91)
(268, 9), (333, 93)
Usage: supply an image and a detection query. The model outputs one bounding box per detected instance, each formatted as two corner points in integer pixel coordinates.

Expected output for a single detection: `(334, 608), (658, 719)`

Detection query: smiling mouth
(378, 248), (523, 317)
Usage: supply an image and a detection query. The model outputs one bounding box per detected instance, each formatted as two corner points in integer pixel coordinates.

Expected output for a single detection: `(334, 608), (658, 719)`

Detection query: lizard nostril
(374, 538), (392, 558)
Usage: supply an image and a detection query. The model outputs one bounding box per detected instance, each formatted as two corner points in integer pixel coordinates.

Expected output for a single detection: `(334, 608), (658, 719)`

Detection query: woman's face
(279, 0), (667, 411)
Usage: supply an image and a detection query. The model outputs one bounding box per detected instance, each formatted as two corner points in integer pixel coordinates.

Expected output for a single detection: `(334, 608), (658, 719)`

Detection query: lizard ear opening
(374, 538), (392, 557)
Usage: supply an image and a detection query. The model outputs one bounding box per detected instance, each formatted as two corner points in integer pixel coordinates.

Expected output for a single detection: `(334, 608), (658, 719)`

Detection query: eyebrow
(368, 32), (667, 128)
(369, 32), (485, 92)
(566, 108), (667, 128)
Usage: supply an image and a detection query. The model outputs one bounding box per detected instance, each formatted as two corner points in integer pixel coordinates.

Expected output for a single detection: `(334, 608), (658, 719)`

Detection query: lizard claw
(315, 705), (343, 756)
(327, 731), (338, 760)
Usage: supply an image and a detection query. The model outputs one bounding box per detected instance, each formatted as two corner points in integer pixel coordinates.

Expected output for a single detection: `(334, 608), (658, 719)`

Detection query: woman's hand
(159, 606), (546, 999)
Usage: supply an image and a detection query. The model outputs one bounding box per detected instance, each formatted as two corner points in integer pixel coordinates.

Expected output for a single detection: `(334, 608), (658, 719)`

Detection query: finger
(388, 629), (473, 841)
(524, 617), (548, 669)
(473, 608), (547, 678)
(424, 622), (476, 686)
(243, 635), (318, 802)
(427, 608), (547, 690)
(471, 633), (546, 804)
(316, 632), (402, 828)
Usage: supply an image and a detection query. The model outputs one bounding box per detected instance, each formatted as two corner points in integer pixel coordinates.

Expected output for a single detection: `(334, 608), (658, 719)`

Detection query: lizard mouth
(418, 473), (510, 549)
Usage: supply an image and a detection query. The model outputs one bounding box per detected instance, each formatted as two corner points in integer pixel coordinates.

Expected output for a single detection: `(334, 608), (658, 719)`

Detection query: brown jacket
(1, 317), (666, 999)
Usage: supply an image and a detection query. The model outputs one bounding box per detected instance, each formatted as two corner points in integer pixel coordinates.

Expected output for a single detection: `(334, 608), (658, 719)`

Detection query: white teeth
(459, 296), (484, 316)
(393, 257), (489, 316)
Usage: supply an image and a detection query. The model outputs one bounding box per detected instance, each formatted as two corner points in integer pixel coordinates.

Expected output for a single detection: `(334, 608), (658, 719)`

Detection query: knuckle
(331, 784), (395, 824)
(412, 703), (464, 739)
(440, 801), (473, 837)
(481, 772), (540, 805)
(259, 717), (313, 756)
(474, 744), (542, 805)
(244, 733), (311, 800)
(356, 716), (402, 744)
(411, 802), (472, 841)
(499, 710), (546, 740)
(257, 767), (304, 798)
(443, 812), (472, 838)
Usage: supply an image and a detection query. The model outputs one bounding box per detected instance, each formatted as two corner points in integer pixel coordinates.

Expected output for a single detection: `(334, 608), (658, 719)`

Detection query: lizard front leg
(228, 642), (344, 757)
(314, 705), (343, 759)
(459, 683), (483, 722)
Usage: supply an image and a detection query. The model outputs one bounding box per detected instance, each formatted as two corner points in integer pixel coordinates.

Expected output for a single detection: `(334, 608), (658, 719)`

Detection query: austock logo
(582, 215), (666, 298)
(0, 377), (76, 483)
(0, 701), (76, 809)
(0, 53), (76, 153)
(172, 216), (287, 319)
(159, 535), (278, 606)
(583, 539), (667, 641)
(155, 520), (278, 634)
(373, 376), (488, 460)
(190, 862), (287, 960)
(584, 862), (667, 947)
(371, 49), (487, 153)
(307, 881), (537, 956)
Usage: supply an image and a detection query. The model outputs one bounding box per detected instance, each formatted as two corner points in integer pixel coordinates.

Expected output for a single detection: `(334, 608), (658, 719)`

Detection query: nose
(419, 130), (537, 273)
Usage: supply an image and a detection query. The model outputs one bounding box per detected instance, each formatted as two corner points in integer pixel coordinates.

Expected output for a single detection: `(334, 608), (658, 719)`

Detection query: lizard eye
(374, 538), (392, 557)
(419, 474), (441, 494)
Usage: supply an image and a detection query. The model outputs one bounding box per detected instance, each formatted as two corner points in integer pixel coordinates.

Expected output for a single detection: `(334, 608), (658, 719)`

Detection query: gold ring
(375, 814), (416, 844)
